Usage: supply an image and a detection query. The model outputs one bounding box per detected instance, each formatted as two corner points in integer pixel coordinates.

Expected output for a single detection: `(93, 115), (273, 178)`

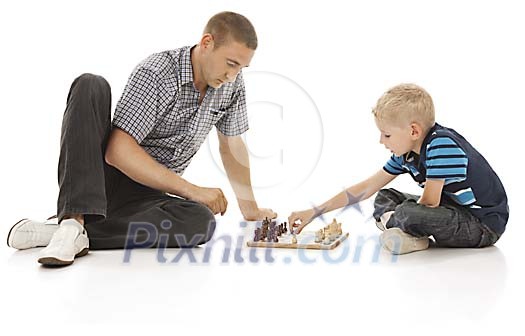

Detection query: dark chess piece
(254, 228), (261, 242)
(262, 221), (269, 239)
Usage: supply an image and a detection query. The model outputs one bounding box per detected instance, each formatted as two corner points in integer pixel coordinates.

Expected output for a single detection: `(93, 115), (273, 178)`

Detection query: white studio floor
(2, 0), (524, 334)
(1, 208), (522, 335)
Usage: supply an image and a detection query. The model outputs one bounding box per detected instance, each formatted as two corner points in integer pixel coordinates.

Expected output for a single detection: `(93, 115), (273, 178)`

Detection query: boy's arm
(288, 169), (397, 233)
(418, 179), (445, 207)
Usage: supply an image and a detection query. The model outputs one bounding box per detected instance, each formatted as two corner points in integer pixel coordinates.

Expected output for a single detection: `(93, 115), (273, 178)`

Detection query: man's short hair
(204, 11), (258, 50)
(372, 83), (435, 130)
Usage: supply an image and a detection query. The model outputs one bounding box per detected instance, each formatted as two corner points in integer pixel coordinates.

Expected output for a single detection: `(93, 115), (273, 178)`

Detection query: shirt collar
(180, 45), (194, 86)
(402, 123), (440, 163)
(419, 122), (440, 154)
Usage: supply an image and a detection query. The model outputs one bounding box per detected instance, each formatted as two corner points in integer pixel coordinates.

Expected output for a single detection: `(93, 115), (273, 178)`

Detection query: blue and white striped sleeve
(425, 137), (468, 184)
(383, 155), (406, 175)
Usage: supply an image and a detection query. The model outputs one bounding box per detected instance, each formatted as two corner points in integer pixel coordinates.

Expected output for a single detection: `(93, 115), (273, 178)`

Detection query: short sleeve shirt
(383, 123), (509, 235)
(112, 46), (249, 175)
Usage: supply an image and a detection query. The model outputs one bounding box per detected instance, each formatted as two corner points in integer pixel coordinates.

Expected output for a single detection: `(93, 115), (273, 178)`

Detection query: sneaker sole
(37, 248), (89, 266)
(7, 218), (29, 248)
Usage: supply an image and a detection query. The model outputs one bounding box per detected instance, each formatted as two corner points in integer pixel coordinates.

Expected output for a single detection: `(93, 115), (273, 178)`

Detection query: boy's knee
(373, 188), (402, 220)
(376, 188), (391, 198)
(376, 188), (403, 200)
(389, 201), (420, 228)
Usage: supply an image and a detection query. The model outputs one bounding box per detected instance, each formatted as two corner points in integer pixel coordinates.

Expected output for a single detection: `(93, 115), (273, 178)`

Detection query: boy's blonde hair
(372, 83), (435, 130)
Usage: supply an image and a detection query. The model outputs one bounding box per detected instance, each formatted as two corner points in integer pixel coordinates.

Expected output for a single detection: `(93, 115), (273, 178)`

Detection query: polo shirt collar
(419, 123), (440, 155)
(180, 45), (194, 86)
(402, 123), (440, 163)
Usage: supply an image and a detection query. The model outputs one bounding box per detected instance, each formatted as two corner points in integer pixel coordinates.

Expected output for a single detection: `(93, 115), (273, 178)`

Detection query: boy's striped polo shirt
(383, 123), (509, 235)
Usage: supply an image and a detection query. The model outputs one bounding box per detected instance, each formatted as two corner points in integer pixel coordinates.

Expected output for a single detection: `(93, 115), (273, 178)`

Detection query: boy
(288, 84), (508, 254)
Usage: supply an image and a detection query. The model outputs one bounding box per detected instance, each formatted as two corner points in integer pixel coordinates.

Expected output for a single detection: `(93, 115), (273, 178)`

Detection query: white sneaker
(7, 217), (59, 250)
(380, 227), (430, 254)
(375, 211), (395, 231)
(38, 219), (89, 266)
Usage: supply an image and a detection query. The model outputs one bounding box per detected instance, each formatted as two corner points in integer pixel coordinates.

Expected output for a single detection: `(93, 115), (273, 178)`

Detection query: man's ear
(200, 33), (215, 50)
(410, 122), (424, 140)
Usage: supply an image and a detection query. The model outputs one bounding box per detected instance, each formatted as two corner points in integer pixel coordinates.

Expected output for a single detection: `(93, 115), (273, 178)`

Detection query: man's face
(375, 118), (415, 157)
(201, 38), (254, 89)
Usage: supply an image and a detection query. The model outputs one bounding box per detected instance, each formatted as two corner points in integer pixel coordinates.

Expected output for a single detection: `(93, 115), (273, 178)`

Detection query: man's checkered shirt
(112, 46), (249, 175)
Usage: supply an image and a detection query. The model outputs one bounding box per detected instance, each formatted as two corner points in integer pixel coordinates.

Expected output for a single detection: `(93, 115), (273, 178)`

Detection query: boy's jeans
(373, 188), (499, 247)
(56, 73), (216, 250)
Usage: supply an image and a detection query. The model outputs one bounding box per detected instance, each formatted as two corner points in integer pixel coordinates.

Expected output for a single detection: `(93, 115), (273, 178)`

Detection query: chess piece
(262, 221), (269, 240)
(291, 234), (298, 244)
(254, 228), (262, 242)
(314, 229), (323, 243)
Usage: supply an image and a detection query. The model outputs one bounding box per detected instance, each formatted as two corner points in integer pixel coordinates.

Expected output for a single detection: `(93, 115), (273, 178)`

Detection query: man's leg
(7, 73), (113, 257)
(39, 73), (112, 266)
(85, 172), (216, 250)
(57, 73), (112, 222)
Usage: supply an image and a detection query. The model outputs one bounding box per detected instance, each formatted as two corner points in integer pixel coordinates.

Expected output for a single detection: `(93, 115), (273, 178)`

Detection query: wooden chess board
(246, 231), (349, 250)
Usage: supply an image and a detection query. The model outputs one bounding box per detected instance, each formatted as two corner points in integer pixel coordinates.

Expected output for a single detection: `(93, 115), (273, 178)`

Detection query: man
(7, 11), (276, 266)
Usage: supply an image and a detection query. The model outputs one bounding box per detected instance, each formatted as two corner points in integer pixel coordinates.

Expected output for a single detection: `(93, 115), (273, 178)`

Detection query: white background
(1, 0), (523, 334)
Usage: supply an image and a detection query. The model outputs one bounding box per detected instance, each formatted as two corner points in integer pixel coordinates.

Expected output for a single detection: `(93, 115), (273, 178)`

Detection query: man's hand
(242, 207), (277, 221)
(287, 209), (315, 234)
(190, 186), (228, 215)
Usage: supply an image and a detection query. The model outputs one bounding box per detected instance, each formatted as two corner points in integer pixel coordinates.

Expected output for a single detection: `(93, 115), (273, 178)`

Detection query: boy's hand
(287, 209), (315, 234)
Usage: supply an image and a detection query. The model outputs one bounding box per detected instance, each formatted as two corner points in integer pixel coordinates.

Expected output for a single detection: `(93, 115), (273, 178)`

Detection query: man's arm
(418, 179), (445, 208)
(105, 128), (228, 215)
(217, 131), (277, 221)
(288, 169), (397, 233)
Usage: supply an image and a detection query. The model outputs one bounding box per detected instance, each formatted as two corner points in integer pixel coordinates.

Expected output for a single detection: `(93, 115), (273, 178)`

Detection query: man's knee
(191, 202), (216, 244)
(162, 200), (216, 245)
(72, 73), (110, 94)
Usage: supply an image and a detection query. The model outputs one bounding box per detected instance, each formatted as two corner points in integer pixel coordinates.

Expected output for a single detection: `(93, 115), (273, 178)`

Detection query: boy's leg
(373, 188), (419, 230)
(84, 172), (216, 250)
(386, 198), (498, 248)
(372, 188), (419, 221)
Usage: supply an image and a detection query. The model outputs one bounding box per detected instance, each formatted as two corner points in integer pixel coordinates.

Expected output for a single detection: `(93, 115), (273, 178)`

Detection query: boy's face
(200, 35), (254, 89)
(375, 118), (417, 157)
